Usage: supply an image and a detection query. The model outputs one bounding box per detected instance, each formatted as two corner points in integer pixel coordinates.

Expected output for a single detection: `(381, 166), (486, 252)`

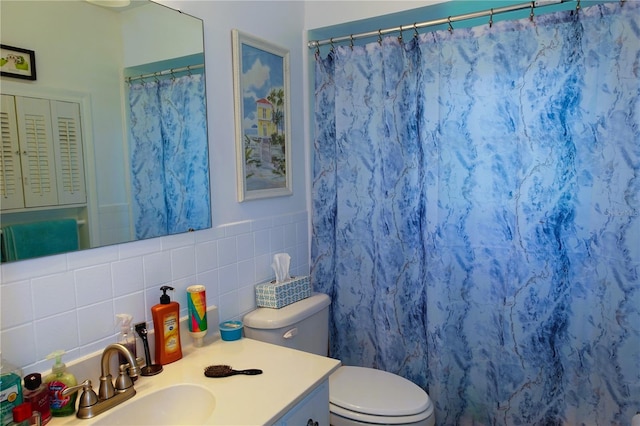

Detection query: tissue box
(255, 276), (311, 309)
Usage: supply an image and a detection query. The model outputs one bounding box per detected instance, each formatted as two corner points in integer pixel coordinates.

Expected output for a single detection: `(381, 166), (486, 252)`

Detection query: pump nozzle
(116, 313), (133, 331)
(159, 286), (175, 304)
(46, 350), (67, 374)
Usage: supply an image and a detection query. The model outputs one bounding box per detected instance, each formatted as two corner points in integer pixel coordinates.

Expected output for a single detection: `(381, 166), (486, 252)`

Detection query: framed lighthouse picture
(232, 29), (292, 202)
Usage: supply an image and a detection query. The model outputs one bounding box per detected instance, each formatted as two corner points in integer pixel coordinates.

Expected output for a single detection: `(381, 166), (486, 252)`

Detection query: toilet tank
(243, 292), (330, 356)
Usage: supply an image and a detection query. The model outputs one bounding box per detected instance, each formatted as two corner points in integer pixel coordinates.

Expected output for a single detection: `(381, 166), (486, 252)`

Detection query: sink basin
(92, 384), (216, 425)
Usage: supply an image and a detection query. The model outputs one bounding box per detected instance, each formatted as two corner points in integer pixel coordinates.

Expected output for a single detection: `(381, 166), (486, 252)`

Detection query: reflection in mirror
(0, 0), (211, 262)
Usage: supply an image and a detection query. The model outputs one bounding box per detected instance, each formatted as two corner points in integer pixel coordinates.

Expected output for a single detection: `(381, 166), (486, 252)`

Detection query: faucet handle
(62, 379), (98, 408)
(115, 364), (134, 391)
(136, 356), (145, 368)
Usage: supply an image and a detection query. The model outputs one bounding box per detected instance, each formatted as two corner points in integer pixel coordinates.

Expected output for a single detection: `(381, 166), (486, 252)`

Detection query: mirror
(0, 0), (211, 262)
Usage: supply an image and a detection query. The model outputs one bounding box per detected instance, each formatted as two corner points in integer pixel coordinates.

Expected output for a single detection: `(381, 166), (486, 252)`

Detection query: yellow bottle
(151, 286), (182, 365)
(43, 351), (77, 417)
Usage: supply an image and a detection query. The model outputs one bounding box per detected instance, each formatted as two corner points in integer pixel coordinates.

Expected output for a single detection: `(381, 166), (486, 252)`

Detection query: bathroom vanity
(51, 337), (341, 425)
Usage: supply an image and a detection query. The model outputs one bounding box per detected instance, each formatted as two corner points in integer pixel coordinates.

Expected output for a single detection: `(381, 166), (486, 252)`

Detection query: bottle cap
(23, 373), (42, 390)
(12, 402), (32, 422)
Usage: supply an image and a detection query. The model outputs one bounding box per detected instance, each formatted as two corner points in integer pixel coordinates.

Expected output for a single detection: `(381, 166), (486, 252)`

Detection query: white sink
(91, 384), (216, 425)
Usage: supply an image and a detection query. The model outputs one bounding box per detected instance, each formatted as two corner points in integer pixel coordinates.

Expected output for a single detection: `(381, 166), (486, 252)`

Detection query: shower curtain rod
(125, 63), (204, 83)
(307, 0), (575, 49)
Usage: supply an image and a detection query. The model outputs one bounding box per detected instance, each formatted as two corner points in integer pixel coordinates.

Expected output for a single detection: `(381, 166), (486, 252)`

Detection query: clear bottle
(1, 354), (23, 426)
(115, 314), (137, 365)
(22, 374), (50, 425)
(42, 351), (77, 417)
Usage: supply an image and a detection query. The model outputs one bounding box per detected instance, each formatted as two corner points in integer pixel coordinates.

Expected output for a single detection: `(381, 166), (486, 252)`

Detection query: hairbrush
(204, 364), (263, 378)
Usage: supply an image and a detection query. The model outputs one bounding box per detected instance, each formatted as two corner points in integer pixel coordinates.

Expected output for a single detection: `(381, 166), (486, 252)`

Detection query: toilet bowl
(329, 366), (434, 426)
(243, 293), (435, 426)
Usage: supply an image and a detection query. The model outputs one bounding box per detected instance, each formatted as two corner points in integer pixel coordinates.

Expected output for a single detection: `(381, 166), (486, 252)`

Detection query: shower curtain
(312, 2), (639, 425)
(128, 73), (210, 239)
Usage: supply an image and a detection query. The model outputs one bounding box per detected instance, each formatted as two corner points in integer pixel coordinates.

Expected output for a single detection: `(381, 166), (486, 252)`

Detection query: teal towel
(1, 219), (79, 262)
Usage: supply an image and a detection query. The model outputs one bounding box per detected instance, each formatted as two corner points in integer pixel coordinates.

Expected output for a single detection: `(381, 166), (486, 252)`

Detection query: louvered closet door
(0, 94), (25, 209)
(51, 100), (86, 205)
(14, 96), (58, 207)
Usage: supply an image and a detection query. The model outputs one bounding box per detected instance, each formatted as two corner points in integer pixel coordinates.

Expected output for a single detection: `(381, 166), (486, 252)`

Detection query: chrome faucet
(62, 343), (142, 419)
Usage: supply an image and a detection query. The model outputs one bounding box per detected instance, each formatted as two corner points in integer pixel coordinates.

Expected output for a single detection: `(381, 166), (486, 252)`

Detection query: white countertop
(51, 337), (341, 425)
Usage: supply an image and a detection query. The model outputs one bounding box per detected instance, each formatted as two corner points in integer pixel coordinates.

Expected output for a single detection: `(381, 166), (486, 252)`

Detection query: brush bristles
(204, 364), (232, 377)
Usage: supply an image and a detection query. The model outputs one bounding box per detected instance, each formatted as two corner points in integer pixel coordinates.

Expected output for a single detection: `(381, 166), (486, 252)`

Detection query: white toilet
(243, 293), (435, 426)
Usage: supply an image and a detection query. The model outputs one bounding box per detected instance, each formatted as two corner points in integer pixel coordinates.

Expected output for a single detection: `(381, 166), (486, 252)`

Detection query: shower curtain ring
(378, 29), (383, 45)
(398, 26), (403, 43)
(350, 34), (354, 50)
(330, 37), (335, 52)
(413, 23), (419, 39)
(489, 8), (494, 28)
(529, 2), (535, 21)
(447, 16), (453, 32)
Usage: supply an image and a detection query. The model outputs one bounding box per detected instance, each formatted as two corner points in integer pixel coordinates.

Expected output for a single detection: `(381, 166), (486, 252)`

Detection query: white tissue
(632, 413), (640, 426)
(272, 253), (291, 283)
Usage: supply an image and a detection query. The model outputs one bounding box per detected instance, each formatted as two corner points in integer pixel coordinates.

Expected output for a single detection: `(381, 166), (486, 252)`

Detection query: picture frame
(232, 29), (292, 202)
(0, 44), (36, 81)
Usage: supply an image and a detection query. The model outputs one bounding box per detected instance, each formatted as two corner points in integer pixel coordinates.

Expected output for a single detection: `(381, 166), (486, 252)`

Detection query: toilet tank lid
(243, 292), (330, 329)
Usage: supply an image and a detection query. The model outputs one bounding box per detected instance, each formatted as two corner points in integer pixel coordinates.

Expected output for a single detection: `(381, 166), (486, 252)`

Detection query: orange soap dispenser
(151, 286), (182, 365)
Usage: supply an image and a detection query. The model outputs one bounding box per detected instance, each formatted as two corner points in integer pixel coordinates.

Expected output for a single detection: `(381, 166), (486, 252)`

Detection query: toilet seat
(329, 366), (433, 424)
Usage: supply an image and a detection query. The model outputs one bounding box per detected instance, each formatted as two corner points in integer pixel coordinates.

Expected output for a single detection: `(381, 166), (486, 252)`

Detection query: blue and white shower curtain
(312, 2), (639, 424)
(128, 74), (211, 239)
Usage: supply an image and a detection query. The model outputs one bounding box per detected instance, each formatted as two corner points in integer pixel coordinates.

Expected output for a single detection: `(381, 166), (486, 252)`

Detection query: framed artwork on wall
(0, 44), (36, 80)
(232, 29), (292, 202)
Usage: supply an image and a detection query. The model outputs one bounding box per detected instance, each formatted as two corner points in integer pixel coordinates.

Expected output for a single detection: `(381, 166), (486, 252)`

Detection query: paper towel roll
(632, 413), (640, 426)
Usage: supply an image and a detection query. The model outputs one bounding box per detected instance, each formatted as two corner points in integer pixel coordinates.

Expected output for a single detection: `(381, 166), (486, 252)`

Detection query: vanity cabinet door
(277, 379), (329, 426)
(0, 95), (86, 211)
(50, 100), (86, 205)
(0, 94), (25, 209)
(14, 95), (59, 208)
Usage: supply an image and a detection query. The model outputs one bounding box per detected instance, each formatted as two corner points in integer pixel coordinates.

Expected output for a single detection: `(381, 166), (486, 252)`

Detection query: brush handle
(231, 369), (262, 375)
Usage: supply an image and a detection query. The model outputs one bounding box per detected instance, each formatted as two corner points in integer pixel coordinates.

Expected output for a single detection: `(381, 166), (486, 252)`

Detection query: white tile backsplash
(111, 257), (144, 297)
(143, 251), (172, 287)
(2, 324), (37, 366)
(0, 211), (310, 373)
(35, 311), (79, 359)
(31, 272), (76, 319)
(77, 301), (114, 345)
(270, 226), (286, 252)
(238, 258), (256, 287)
(236, 233), (255, 262)
(254, 228), (271, 256)
(195, 240), (218, 272)
(217, 237), (238, 266)
(218, 264), (238, 295)
(284, 222), (297, 248)
(113, 292), (145, 324)
(75, 265), (113, 306)
(170, 246), (196, 280)
(1, 281), (32, 328)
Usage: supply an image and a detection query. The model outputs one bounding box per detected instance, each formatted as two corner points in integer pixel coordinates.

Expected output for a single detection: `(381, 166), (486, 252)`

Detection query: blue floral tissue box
(255, 276), (311, 309)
